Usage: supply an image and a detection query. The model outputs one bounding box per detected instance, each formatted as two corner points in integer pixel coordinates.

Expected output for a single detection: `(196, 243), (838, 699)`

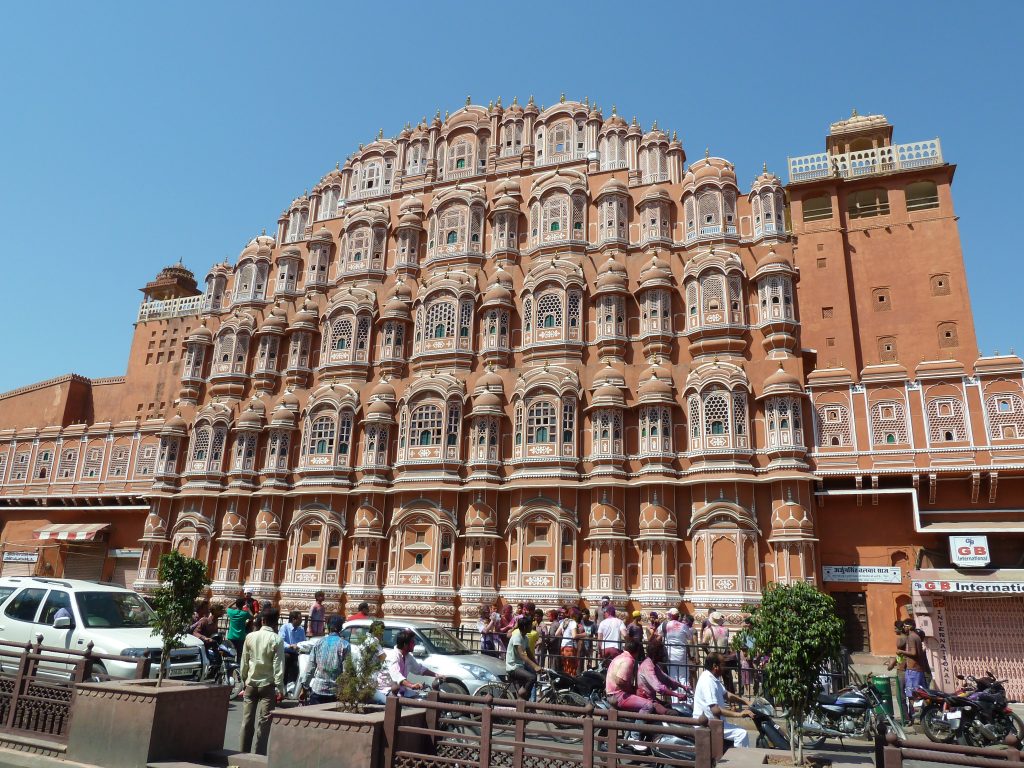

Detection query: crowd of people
(479, 597), (758, 695)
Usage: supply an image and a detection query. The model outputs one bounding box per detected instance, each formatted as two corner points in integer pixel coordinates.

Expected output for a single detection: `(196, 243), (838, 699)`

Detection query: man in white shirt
(693, 652), (754, 748)
(596, 605), (627, 661)
(378, 629), (437, 699)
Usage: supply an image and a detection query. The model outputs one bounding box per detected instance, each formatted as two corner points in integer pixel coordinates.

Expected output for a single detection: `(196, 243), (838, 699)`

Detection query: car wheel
(88, 663), (109, 683)
(440, 679), (468, 696)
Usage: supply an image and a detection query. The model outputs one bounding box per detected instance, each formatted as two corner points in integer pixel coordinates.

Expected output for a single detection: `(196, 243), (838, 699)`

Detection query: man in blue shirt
(279, 610), (306, 693)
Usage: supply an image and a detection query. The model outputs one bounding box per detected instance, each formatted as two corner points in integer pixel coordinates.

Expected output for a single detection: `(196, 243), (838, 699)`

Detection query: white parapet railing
(137, 294), (205, 322)
(788, 139), (943, 183)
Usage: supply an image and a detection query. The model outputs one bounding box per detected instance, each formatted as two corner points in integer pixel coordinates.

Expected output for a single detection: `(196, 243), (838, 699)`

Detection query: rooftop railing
(137, 294), (205, 322)
(788, 139), (943, 183)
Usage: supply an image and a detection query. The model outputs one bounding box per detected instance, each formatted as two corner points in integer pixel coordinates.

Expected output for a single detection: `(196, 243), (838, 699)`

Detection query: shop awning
(33, 523), (110, 541)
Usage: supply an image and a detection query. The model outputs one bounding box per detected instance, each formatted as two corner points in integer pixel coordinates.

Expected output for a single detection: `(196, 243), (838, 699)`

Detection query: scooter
(751, 697), (791, 750)
(203, 633), (242, 697)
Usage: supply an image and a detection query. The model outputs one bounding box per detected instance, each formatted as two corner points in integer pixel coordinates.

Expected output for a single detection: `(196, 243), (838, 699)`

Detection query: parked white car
(342, 619), (507, 695)
(0, 576), (206, 681)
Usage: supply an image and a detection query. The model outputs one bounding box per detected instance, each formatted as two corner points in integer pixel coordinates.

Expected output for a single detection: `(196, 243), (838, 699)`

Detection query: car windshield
(75, 592), (154, 629)
(418, 627), (469, 655)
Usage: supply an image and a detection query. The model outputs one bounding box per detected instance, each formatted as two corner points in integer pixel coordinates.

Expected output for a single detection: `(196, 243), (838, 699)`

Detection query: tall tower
(787, 112), (978, 374)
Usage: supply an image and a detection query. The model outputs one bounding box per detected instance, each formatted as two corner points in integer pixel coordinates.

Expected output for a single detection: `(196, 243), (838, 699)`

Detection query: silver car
(342, 619), (507, 695)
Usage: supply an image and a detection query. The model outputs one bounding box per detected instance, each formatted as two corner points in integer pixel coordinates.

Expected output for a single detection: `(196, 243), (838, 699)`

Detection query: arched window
(332, 318), (351, 351)
(308, 416), (336, 456)
(191, 426), (211, 463)
(537, 293), (563, 330)
(411, 405), (443, 447)
(426, 301), (456, 339)
(527, 401), (556, 444)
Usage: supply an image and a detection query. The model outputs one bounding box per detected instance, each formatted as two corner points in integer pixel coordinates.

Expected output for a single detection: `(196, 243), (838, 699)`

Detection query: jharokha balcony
(788, 138), (943, 183)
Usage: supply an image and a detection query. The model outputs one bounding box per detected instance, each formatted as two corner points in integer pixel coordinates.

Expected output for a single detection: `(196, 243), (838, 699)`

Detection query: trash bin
(872, 675), (895, 719)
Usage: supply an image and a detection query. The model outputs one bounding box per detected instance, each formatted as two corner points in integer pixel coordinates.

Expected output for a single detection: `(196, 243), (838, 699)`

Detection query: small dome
(186, 323), (213, 343)
(220, 510), (247, 537)
(254, 508), (282, 538)
(237, 405), (264, 429)
(757, 248), (792, 269)
(593, 361), (622, 387)
(270, 404), (297, 427)
(473, 391), (502, 413)
(290, 298), (318, 329)
(638, 369), (674, 401)
(762, 363), (804, 398)
(589, 500), (625, 536)
(143, 512), (168, 539)
(593, 384), (625, 406)
(399, 196), (424, 214)
(482, 281), (513, 306)
(640, 125), (669, 146)
(770, 500), (814, 538)
(639, 501), (676, 536)
(370, 378), (396, 402)
(493, 194), (520, 211)
(311, 227), (333, 243)
(161, 413), (188, 435)
(639, 254), (672, 288)
(602, 112), (628, 130)
(494, 178), (522, 198)
(477, 367), (503, 391)
(685, 156), (738, 188)
(384, 295), (412, 318)
(465, 499), (498, 533)
(278, 389), (300, 410)
(354, 501), (383, 533)
(155, 262), (195, 283)
(259, 305), (288, 333)
(640, 185), (672, 205)
(595, 256), (628, 293)
(367, 398), (393, 417)
(398, 211), (423, 228)
(597, 177), (629, 198)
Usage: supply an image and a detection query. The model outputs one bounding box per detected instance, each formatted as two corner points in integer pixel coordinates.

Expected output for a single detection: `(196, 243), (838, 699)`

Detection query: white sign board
(913, 579), (1024, 594)
(2, 551), (38, 563)
(949, 536), (990, 567)
(822, 565), (903, 584)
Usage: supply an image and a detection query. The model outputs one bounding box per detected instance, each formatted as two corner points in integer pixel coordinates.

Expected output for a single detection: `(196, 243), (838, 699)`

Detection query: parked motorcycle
(751, 697), (791, 750)
(202, 632), (242, 697)
(799, 677), (907, 748)
(938, 674), (1023, 748)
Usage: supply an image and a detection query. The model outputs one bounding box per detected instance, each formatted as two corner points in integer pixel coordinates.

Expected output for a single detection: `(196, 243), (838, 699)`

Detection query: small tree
(740, 582), (844, 765)
(149, 551), (211, 686)
(337, 623), (385, 710)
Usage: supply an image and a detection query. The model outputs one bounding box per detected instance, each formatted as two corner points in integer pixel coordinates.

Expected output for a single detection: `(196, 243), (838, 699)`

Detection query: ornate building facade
(1, 98), (1022, 693)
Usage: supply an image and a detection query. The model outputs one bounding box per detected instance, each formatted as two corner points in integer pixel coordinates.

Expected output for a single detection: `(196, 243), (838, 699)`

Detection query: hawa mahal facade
(1, 97), (1022, 690)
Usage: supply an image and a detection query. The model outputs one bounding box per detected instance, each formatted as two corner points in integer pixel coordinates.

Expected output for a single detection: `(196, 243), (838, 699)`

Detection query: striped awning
(33, 523), (110, 541)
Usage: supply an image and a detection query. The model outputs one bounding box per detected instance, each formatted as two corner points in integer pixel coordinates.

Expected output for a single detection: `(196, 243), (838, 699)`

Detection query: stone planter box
(67, 679), (229, 768)
(268, 702), (428, 768)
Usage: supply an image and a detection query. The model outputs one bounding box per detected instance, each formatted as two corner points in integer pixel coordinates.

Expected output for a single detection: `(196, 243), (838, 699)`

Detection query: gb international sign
(822, 565), (903, 584)
(949, 536), (991, 567)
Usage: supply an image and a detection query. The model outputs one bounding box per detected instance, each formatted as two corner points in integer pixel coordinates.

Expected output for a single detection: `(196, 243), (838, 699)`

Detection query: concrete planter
(268, 702), (428, 768)
(67, 679), (229, 768)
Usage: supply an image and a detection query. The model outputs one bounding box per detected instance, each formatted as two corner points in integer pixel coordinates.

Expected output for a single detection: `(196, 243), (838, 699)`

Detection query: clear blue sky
(1, 2), (1020, 393)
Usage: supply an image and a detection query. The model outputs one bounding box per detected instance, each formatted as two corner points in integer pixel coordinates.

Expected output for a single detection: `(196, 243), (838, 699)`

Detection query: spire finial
(261, 228), (266, 236)
(705, 147), (710, 159)
(652, 119), (658, 130)
(611, 104), (617, 115)
(434, 109), (440, 120)
(672, 130), (678, 141)
(632, 115), (638, 126)
(559, 92), (566, 103)
(584, 95), (589, 106)
(444, 110), (449, 120)
(763, 161), (768, 173)
(851, 107), (858, 117)
(466, 94), (471, 106)
(512, 95), (518, 105)
(378, 128), (384, 140)
(527, 94), (535, 105)
(496, 95), (502, 107)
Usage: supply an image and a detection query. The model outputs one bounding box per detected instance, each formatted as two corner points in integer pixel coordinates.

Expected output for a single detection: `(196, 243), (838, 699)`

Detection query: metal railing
(382, 689), (720, 768)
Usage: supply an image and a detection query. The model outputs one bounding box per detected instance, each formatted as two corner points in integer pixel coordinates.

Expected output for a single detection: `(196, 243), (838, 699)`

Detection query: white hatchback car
(0, 576), (206, 681)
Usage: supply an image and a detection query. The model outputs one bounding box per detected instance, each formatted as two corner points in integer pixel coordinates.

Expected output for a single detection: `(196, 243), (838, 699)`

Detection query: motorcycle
(202, 633), (242, 698)
(798, 677), (907, 748)
(939, 674), (1023, 748)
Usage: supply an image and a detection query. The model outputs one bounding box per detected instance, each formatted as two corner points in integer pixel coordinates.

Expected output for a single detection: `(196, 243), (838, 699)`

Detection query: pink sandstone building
(0, 97), (1021, 696)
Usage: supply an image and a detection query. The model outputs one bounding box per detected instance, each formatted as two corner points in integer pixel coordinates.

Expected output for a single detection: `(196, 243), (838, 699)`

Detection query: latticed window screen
(685, 197), (696, 234)
(233, 433), (257, 471)
(410, 405), (443, 446)
(724, 190), (737, 225)
(356, 317), (370, 358)
(732, 392), (748, 442)
(11, 451), (30, 481)
(571, 193), (586, 233)
(191, 428), (211, 462)
(568, 291), (582, 332)
(330, 318), (352, 351)
(591, 410), (623, 454)
(426, 301), (456, 338)
(986, 393), (1024, 440)
(447, 140), (472, 172)
(338, 413), (353, 457)
(446, 403), (461, 447)
(766, 398), (803, 447)
(537, 293), (563, 329)
(526, 401), (556, 444)
(108, 446), (130, 477)
(266, 431), (290, 470)
(0, 453), (7, 483)
(562, 398), (576, 448)
(698, 190), (720, 226)
(257, 336), (279, 371)
(57, 448), (78, 479)
(308, 248), (329, 284)
(815, 403), (853, 447)
(371, 227), (385, 264)
(308, 416), (336, 455)
(210, 428), (226, 465)
(927, 398), (967, 443)
(688, 396), (701, 446)
(439, 207), (467, 250)
(215, 333), (235, 364)
(459, 300), (473, 338)
(83, 447), (103, 478)
(704, 392), (730, 437)
(231, 334), (249, 373)
(347, 227), (370, 267)
(542, 196), (568, 238)
(135, 444), (157, 476)
(158, 437), (178, 473)
(700, 274), (725, 319)
(871, 400), (909, 445)
(364, 425), (389, 465)
(728, 276), (743, 322)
